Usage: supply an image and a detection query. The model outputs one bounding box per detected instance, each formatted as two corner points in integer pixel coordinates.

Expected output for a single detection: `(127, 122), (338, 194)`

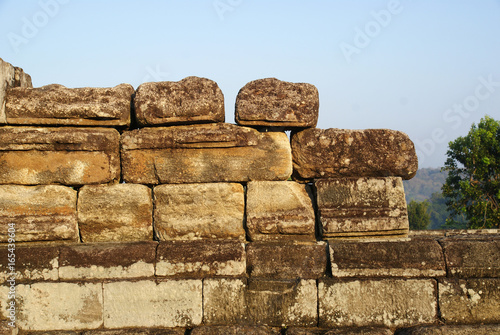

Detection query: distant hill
(403, 168), (447, 203)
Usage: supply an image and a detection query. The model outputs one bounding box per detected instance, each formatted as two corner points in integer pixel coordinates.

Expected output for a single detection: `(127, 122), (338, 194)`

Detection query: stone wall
(0, 58), (499, 334)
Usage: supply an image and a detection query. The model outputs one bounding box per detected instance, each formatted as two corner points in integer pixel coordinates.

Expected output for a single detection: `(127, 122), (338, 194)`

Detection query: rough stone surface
(316, 177), (409, 238)
(0, 244), (59, 283)
(0, 127), (120, 185)
(156, 240), (246, 277)
(324, 329), (393, 335)
(59, 242), (156, 280)
(0, 185), (78, 242)
(203, 278), (317, 326)
(247, 242), (327, 279)
(292, 128), (418, 180)
(235, 78), (319, 128)
(246, 181), (316, 241)
(5, 84), (133, 126)
(83, 330), (185, 335)
(78, 184), (153, 242)
(329, 238), (446, 277)
(0, 57), (32, 124)
(134, 77), (224, 126)
(319, 279), (437, 327)
(439, 278), (500, 324)
(121, 123), (292, 184)
(103, 280), (202, 328)
(191, 326), (280, 335)
(154, 183), (245, 240)
(396, 324), (500, 334)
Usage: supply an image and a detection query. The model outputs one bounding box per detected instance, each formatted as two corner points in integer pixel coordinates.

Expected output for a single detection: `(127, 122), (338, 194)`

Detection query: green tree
(408, 200), (431, 230)
(442, 115), (500, 229)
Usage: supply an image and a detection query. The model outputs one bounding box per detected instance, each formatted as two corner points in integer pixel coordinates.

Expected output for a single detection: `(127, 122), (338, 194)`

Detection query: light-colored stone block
(0, 57), (32, 124)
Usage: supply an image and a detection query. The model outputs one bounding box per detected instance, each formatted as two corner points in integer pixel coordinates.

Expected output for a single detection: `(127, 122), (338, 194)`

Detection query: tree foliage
(408, 200), (431, 230)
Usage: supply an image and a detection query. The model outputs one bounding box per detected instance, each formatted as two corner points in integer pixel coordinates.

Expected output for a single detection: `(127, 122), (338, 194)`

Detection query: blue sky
(1, 0), (499, 168)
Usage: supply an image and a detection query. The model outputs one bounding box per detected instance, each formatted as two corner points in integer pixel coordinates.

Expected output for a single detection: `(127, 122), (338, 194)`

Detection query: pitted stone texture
(439, 278), (500, 324)
(0, 185), (77, 242)
(396, 324), (500, 335)
(247, 242), (327, 279)
(5, 84), (133, 126)
(316, 177), (409, 238)
(78, 184), (153, 242)
(59, 242), (156, 280)
(0, 127), (120, 185)
(246, 181), (316, 241)
(292, 128), (418, 180)
(83, 330), (185, 335)
(0, 57), (32, 124)
(103, 280), (202, 328)
(121, 124), (292, 184)
(329, 238), (446, 277)
(134, 77), (224, 126)
(191, 326), (280, 335)
(319, 279), (437, 327)
(287, 329), (392, 335)
(154, 183), (245, 240)
(203, 278), (317, 327)
(156, 240), (246, 277)
(0, 244), (59, 283)
(235, 78), (319, 128)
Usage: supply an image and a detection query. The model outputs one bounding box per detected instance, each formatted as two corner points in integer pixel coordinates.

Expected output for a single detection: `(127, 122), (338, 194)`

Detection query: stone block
(247, 242), (327, 279)
(0, 244), (59, 283)
(235, 78), (319, 128)
(287, 329), (392, 335)
(439, 278), (500, 324)
(83, 330), (184, 335)
(246, 181), (316, 241)
(154, 183), (245, 240)
(103, 280), (202, 328)
(156, 240), (246, 277)
(0, 57), (32, 124)
(329, 238), (446, 277)
(0, 127), (120, 185)
(78, 184), (153, 242)
(291, 128), (418, 180)
(0, 185), (78, 242)
(134, 77), (224, 126)
(396, 324), (500, 335)
(318, 279), (437, 327)
(5, 84), (133, 126)
(121, 123), (292, 184)
(315, 177), (409, 238)
(59, 242), (156, 280)
(203, 278), (317, 327)
(191, 326), (280, 335)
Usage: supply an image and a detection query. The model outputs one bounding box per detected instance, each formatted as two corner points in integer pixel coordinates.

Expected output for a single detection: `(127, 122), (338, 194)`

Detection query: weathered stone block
(316, 177), (409, 238)
(319, 279), (437, 327)
(396, 324), (500, 335)
(78, 184), (153, 242)
(83, 330), (185, 335)
(287, 328), (392, 335)
(134, 77), (224, 126)
(292, 128), (418, 180)
(235, 78), (319, 128)
(156, 240), (246, 277)
(439, 278), (500, 324)
(0, 185), (78, 242)
(0, 57), (32, 124)
(203, 278), (317, 327)
(246, 181), (316, 241)
(121, 123), (292, 184)
(329, 238), (446, 277)
(59, 242), (156, 280)
(247, 242), (327, 279)
(0, 245), (59, 283)
(103, 280), (202, 328)
(154, 183), (245, 240)
(5, 84), (133, 126)
(0, 127), (120, 185)
(191, 326), (280, 335)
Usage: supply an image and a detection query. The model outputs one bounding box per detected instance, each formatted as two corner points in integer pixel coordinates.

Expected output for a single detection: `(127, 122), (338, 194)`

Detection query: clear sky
(1, 0), (499, 168)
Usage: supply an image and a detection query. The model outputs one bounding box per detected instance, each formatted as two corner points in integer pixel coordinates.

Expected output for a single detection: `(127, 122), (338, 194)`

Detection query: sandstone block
(156, 240), (246, 277)
(396, 324), (500, 335)
(0, 57), (32, 124)
(292, 128), (418, 180)
(439, 278), (500, 324)
(103, 280), (202, 328)
(246, 181), (316, 241)
(78, 184), (153, 242)
(0, 185), (78, 242)
(247, 242), (327, 279)
(134, 77), (224, 126)
(316, 177), (409, 238)
(203, 278), (317, 326)
(191, 326), (280, 335)
(5, 84), (133, 126)
(0, 127), (120, 185)
(59, 242), (156, 280)
(83, 330), (185, 335)
(235, 78), (319, 128)
(121, 123), (292, 184)
(154, 183), (245, 240)
(329, 238), (446, 277)
(0, 245), (59, 283)
(318, 279), (437, 327)
(287, 328), (392, 335)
